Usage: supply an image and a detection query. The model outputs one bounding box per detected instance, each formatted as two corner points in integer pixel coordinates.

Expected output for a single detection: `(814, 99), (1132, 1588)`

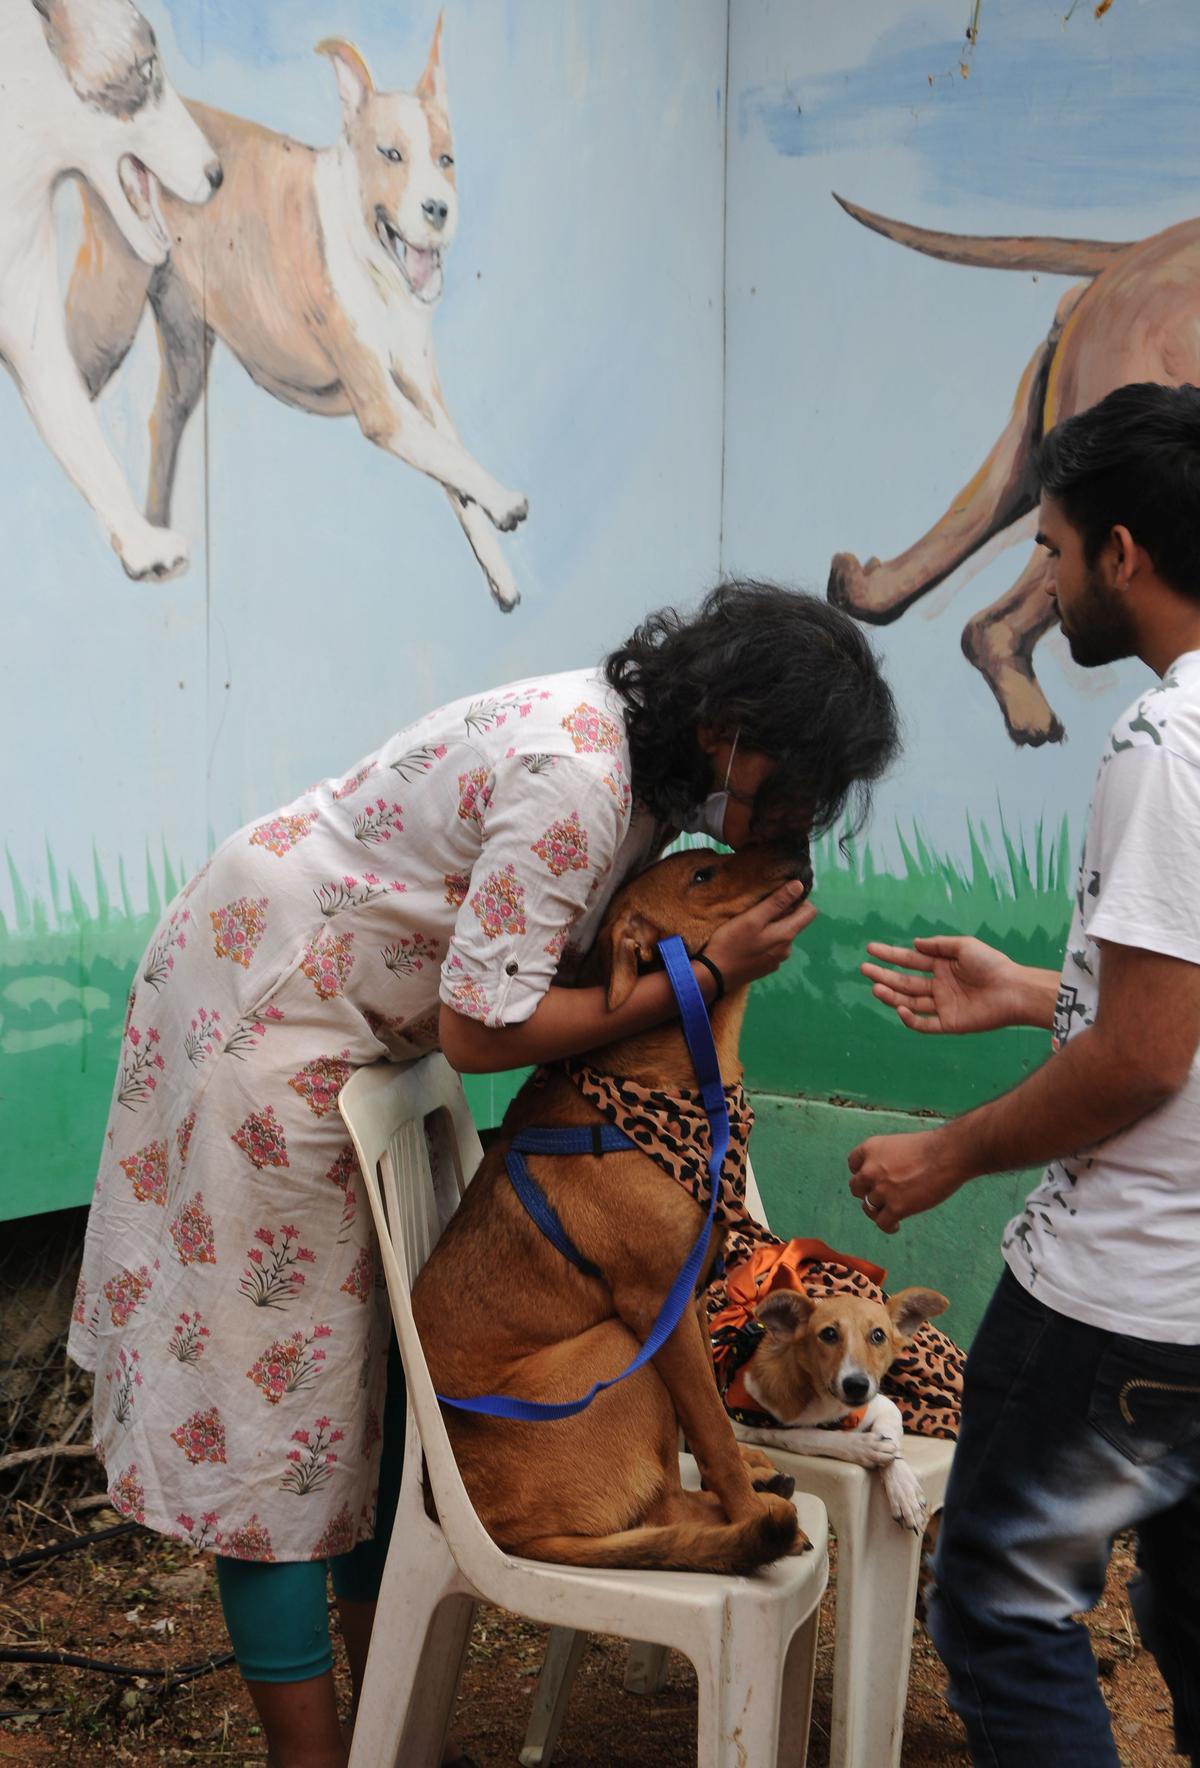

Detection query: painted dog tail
(512, 1497), (804, 1575)
(66, 188), (155, 400)
(834, 193), (1131, 278)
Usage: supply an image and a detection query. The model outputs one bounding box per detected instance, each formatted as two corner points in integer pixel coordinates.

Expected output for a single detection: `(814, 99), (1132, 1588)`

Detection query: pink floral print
(103, 1264), (155, 1327)
(353, 800), (403, 846)
(288, 1052), (352, 1118)
(231, 1105), (289, 1171)
(183, 1006), (223, 1067)
(224, 1004), (285, 1060)
(332, 763), (375, 799)
(107, 1347), (142, 1424)
(143, 909), (190, 991)
(339, 1247), (374, 1303)
(246, 1325), (331, 1405)
(470, 863), (526, 939)
(174, 1511), (220, 1551)
(531, 811), (589, 878)
(167, 1310), (210, 1365)
(443, 870), (470, 906)
(117, 1023), (165, 1110)
(249, 812), (319, 858)
(175, 1109), (196, 1167)
(210, 897), (268, 968)
(325, 1147), (359, 1243)
(169, 1193), (217, 1267)
(110, 1464), (146, 1524)
(380, 932), (439, 975)
(456, 769), (492, 828)
(118, 1140), (168, 1206)
(217, 1515), (275, 1561)
(238, 1226), (316, 1309)
(314, 873), (403, 917)
(389, 743), (447, 782)
(562, 701), (622, 754)
(311, 1504), (355, 1559)
(445, 957), (494, 1022)
(282, 1416), (345, 1495)
(300, 929), (355, 1001)
(171, 1404), (227, 1465)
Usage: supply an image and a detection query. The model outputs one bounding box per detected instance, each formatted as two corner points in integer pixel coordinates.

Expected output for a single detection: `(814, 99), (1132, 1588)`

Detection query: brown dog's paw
(788, 1529), (815, 1555)
(753, 1469), (796, 1501)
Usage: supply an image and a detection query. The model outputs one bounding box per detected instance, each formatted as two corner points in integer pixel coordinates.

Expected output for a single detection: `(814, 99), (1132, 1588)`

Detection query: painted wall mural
(4, 0), (1193, 1225)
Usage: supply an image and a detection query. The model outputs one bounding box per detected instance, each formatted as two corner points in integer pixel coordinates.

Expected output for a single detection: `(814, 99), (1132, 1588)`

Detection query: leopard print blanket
(563, 1060), (963, 1441)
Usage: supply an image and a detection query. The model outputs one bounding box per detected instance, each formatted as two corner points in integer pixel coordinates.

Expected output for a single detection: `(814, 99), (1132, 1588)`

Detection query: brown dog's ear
(602, 908), (661, 1011)
(755, 1289), (814, 1340)
(886, 1287), (949, 1341)
(316, 38), (374, 118)
(416, 13), (448, 112)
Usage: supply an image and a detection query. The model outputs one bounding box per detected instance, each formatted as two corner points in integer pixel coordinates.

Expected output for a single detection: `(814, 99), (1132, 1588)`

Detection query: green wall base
(747, 1093), (1038, 1348)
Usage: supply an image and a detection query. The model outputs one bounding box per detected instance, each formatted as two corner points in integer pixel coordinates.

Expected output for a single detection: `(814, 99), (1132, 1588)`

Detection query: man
(847, 382), (1200, 1768)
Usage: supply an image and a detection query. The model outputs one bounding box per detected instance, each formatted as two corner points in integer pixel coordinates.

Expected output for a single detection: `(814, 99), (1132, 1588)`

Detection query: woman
(68, 580), (899, 1767)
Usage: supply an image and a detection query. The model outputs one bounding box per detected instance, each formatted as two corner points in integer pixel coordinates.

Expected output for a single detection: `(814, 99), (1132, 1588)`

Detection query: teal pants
(214, 1335), (406, 1683)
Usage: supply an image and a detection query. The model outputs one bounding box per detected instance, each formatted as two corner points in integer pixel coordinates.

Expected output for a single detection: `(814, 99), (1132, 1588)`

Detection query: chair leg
(777, 1608), (820, 1768)
(348, 1520), (473, 1768)
(695, 1597), (789, 1768)
(623, 1639), (670, 1695)
(519, 1626), (589, 1767)
(826, 1491), (924, 1768)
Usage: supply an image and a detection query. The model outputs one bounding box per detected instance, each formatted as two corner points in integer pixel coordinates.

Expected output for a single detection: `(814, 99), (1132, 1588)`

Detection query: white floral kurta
(68, 669), (662, 1562)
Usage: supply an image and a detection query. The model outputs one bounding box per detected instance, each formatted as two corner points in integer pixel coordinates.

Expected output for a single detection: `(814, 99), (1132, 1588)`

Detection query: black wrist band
(693, 952), (725, 1005)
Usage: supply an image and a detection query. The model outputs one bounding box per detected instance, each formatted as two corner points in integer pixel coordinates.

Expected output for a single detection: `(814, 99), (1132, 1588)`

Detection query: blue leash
(436, 934), (730, 1422)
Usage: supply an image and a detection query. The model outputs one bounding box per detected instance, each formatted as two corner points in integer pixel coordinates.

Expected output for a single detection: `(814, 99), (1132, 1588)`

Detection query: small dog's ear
(603, 909), (660, 1011)
(886, 1287), (949, 1341)
(315, 38), (374, 118)
(416, 13), (448, 113)
(756, 1289), (814, 1340)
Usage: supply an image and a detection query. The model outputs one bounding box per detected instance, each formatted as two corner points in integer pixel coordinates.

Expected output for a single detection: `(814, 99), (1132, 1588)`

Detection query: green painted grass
(0, 817), (1074, 1218)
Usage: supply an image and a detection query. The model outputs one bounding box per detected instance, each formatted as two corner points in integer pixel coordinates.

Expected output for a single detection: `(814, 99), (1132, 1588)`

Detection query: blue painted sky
(747, 0), (1200, 210)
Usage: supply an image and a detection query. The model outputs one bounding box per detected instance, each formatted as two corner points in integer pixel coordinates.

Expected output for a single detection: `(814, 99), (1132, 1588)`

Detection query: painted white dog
(66, 22), (530, 610)
(0, 0), (221, 580)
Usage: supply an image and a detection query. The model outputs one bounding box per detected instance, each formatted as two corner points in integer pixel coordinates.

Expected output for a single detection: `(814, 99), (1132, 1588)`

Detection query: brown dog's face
(319, 26), (456, 305)
(755, 1286), (948, 1417)
(595, 845), (804, 1010)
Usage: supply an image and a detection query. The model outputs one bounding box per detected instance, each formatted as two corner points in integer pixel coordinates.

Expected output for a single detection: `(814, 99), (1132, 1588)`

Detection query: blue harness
(436, 934), (729, 1422)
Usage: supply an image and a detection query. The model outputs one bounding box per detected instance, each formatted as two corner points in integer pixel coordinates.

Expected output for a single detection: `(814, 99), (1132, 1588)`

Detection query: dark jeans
(928, 1268), (1200, 1767)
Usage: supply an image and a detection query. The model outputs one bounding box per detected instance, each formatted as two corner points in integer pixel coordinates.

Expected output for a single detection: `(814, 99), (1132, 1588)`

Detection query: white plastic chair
(521, 1159), (956, 1768)
(338, 1055), (830, 1768)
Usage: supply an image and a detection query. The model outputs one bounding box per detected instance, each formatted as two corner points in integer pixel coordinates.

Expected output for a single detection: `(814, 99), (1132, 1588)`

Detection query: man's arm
(847, 940), (1200, 1232)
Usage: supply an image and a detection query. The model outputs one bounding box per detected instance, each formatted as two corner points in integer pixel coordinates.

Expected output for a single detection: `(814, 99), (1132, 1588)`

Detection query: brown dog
(827, 195), (1200, 745)
(413, 844), (808, 1573)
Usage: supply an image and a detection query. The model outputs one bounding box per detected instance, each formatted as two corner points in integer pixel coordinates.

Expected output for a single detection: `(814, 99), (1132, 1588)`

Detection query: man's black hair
(1038, 382), (1200, 597)
(604, 579), (899, 837)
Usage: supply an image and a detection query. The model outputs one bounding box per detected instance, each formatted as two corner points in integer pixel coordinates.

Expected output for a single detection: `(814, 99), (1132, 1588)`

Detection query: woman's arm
(440, 879), (815, 1073)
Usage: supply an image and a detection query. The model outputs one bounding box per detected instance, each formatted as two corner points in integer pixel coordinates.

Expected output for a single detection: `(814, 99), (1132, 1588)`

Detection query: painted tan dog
(729, 1285), (948, 1532)
(413, 845), (809, 1574)
(0, 0), (220, 581)
(827, 195), (1200, 745)
(65, 21), (528, 609)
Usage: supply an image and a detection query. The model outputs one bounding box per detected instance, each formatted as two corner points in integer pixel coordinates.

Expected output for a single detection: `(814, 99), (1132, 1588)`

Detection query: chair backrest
(338, 1054), (516, 1585)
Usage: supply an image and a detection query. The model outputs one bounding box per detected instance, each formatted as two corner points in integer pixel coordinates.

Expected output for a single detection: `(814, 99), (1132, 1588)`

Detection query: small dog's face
(320, 26), (456, 307)
(37, 0), (221, 264)
(595, 845), (806, 1010)
(754, 1287), (948, 1419)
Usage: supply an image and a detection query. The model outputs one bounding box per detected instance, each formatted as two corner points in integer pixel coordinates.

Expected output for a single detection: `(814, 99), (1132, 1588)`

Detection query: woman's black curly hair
(605, 580), (900, 838)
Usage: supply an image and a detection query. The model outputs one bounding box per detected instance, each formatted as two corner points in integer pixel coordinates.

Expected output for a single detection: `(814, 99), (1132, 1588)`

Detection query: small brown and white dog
(727, 1286), (948, 1532)
(66, 19), (529, 609)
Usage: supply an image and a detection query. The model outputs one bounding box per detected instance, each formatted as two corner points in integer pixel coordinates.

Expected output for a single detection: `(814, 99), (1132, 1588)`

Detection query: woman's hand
(703, 880), (817, 988)
(861, 935), (1026, 1035)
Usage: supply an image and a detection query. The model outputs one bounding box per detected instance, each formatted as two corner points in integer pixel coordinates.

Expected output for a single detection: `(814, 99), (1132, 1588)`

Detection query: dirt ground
(0, 1504), (1184, 1768)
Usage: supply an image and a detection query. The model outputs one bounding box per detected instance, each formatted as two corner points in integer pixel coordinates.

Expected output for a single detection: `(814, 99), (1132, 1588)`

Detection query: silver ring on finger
(863, 1196), (880, 1215)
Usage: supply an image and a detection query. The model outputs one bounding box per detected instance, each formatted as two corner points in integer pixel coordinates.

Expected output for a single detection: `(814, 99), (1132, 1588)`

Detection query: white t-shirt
(1002, 649), (1200, 1344)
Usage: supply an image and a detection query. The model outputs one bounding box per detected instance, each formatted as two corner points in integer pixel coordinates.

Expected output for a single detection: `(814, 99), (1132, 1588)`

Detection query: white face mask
(679, 729), (740, 844)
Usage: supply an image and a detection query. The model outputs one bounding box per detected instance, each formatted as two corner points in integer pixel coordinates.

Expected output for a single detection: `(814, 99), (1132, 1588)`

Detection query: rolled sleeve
(439, 748), (631, 1028)
(1087, 743), (1200, 966)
